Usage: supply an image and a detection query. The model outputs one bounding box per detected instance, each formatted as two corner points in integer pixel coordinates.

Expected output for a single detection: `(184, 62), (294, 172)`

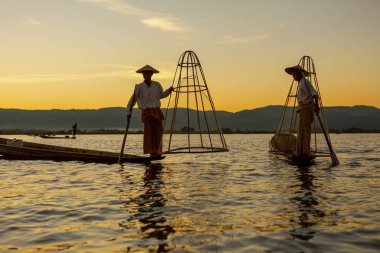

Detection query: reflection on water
(289, 165), (326, 241)
(119, 163), (175, 252)
(0, 134), (379, 253)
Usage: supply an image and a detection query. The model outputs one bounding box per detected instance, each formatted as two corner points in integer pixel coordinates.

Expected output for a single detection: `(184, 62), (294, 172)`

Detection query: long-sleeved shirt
(126, 81), (171, 115)
(297, 77), (318, 105)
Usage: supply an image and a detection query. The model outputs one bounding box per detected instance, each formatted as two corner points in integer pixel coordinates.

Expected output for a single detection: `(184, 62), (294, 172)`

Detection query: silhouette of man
(126, 65), (174, 158)
(285, 65), (320, 157)
(72, 123), (77, 137)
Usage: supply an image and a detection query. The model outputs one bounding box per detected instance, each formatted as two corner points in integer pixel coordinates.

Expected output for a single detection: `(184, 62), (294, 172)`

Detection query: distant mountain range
(0, 105), (379, 131)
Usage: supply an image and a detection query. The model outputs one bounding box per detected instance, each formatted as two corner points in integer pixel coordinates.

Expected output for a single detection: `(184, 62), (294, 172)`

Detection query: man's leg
(150, 119), (163, 156)
(297, 107), (313, 156)
(144, 119), (163, 157)
(143, 121), (153, 154)
(303, 108), (312, 155)
(297, 109), (305, 156)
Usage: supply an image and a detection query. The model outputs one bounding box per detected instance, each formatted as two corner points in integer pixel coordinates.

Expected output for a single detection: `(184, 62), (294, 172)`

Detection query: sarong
(297, 103), (314, 156)
(141, 108), (164, 154)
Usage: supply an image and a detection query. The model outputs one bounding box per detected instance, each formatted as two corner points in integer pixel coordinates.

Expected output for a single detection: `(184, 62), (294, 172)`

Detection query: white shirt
(126, 81), (171, 115)
(297, 77), (318, 104)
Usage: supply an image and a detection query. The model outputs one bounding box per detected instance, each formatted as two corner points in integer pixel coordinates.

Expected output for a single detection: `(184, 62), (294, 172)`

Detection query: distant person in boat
(285, 65), (320, 157)
(72, 123), (77, 137)
(126, 65), (174, 158)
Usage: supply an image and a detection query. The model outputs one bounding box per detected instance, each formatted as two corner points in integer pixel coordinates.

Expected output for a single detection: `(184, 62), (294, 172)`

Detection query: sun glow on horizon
(0, 0), (379, 111)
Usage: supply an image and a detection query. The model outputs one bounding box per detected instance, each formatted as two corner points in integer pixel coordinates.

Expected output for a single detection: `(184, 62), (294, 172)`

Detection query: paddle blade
(331, 151), (340, 166)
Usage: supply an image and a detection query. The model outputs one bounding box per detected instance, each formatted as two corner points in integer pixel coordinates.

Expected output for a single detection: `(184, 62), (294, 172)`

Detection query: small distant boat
(38, 134), (76, 139)
(0, 137), (164, 164)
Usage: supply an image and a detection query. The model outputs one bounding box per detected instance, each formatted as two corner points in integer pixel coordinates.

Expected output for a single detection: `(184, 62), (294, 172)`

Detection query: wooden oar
(316, 113), (340, 166)
(118, 116), (131, 164)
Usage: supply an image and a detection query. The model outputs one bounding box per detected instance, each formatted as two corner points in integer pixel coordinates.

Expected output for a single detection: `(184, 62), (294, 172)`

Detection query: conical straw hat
(136, 65), (159, 73)
(285, 65), (310, 76)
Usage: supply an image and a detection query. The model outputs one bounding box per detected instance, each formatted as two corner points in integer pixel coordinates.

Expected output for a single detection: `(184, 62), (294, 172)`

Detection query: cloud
(221, 33), (271, 45)
(79, 0), (148, 16)
(101, 63), (173, 79)
(253, 34), (270, 40)
(0, 64), (132, 84)
(141, 18), (184, 32)
(101, 64), (136, 70)
(0, 64), (173, 84)
(25, 18), (41, 26)
(0, 72), (125, 84)
(78, 0), (186, 32)
(222, 35), (251, 45)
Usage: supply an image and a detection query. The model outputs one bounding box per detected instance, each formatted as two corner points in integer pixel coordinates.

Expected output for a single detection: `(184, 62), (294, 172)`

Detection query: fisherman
(72, 123), (77, 137)
(285, 65), (320, 157)
(126, 65), (174, 158)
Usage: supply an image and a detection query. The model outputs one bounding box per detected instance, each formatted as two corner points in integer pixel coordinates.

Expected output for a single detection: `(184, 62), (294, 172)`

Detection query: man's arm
(313, 96), (320, 113)
(305, 80), (320, 113)
(126, 85), (138, 118)
(160, 85), (174, 99)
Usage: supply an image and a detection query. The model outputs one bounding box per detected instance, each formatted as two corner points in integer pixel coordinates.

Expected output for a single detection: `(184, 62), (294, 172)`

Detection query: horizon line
(0, 104), (378, 112)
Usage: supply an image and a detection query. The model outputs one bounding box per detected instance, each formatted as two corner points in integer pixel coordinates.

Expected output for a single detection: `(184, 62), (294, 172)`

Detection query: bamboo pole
(118, 116), (131, 164)
(316, 113), (340, 166)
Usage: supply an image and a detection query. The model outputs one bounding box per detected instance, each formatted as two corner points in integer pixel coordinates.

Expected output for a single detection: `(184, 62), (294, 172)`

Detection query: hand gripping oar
(316, 113), (340, 166)
(118, 115), (131, 164)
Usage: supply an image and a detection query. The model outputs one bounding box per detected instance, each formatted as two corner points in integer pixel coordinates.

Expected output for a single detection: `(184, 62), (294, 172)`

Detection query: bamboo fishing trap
(269, 56), (339, 165)
(162, 50), (229, 154)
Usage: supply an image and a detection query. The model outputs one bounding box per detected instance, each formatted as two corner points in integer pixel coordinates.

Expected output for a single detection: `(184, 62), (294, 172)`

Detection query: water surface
(0, 134), (379, 252)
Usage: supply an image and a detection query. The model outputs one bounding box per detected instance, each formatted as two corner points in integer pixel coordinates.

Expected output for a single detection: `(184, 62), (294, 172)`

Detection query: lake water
(0, 134), (379, 252)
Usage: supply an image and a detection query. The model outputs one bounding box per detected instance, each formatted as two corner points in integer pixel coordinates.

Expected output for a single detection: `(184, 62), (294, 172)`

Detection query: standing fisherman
(72, 123), (77, 138)
(126, 65), (174, 158)
(285, 65), (320, 157)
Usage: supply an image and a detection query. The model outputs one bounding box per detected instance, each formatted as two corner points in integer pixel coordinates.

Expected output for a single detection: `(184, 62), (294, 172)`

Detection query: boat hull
(269, 151), (316, 166)
(0, 138), (164, 164)
(38, 135), (76, 139)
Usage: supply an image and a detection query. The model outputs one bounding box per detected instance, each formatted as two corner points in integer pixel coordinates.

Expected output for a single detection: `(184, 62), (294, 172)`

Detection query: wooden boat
(38, 134), (76, 139)
(269, 150), (321, 166)
(290, 153), (317, 164)
(269, 134), (321, 165)
(0, 137), (164, 164)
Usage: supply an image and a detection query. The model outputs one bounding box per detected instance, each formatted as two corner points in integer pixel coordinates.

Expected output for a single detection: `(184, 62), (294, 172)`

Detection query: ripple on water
(0, 134), (379, 252)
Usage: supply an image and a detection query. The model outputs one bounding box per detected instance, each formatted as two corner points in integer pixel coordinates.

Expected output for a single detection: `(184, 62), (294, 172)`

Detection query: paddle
(316, 113), (340, 166)
(118, 115), (131, 164)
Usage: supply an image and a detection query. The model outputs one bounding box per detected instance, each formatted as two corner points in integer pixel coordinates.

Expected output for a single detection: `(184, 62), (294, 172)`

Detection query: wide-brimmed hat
(136, 65), (159, 73)
(285, 65), (310, 76)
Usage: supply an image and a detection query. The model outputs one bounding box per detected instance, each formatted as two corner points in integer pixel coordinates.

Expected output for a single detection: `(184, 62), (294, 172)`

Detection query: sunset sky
(1, 0), (379, 111)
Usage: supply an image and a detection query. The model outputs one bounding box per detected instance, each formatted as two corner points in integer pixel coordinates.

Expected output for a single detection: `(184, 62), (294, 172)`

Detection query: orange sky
(0, 0), (379, 111)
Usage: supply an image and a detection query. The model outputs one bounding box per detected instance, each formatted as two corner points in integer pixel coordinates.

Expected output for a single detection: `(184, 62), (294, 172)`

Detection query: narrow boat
(38, 134), (76, 139)
(0, 137), (164, 164)
(269, 134), (321, 165)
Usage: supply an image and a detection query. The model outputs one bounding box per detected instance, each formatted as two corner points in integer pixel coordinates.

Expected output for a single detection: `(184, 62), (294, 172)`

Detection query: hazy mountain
(0, 105), (379, 131)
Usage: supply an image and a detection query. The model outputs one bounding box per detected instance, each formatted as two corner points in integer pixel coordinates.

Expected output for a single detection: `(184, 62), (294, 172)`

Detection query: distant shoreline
(0, 128), (379, 135)
(1, 106), (379, 132)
